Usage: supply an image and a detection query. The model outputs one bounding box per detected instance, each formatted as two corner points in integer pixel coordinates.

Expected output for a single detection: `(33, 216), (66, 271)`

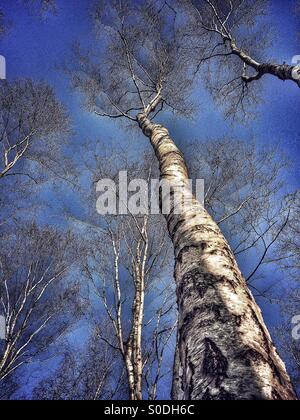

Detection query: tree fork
(137, 113), (297, 400)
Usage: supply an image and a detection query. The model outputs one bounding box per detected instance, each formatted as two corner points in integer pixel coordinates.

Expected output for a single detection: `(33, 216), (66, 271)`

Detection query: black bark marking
(202, 338), (228, 387)
(234, 314), (243, 327)
(203, 387), (236, 400)
(155, 134), (170, 148)
(178, 268), (212, 300)
(177, 245), (201, 265)
(179, 302), (231, 343)
(187, 358), (195, 398)
(236, 347), (267, 367)
(161, 150), (185, 162)
(272, 389), (284, 400)
(178, 268), (238, 304)
(168, 212), (199, 238)
(261, 63), (293, 80)
(200, 242), (208, 251)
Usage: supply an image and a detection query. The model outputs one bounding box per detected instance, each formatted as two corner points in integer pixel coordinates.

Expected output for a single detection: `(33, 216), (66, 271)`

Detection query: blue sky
(1, 0), (299, 177)
(0, 0), (299, 398)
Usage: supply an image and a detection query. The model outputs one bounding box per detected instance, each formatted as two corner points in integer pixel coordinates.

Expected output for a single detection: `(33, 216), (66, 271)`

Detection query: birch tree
(0, 79), (70, 182)
(81, 214), (174, 400)
(32, 326), (122, 400)
(0, 222), (82, 385)
(67, 0), (296, 400)
(180, 0), (300, 117)
(71, 151), (175, 401)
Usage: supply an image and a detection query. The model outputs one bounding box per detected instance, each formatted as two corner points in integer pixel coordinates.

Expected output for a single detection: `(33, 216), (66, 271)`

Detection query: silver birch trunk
(124, 342), (137, 400)
(112, 225), (146, 400)
(137, 113), (297, 400)
(131, 271), (144, 400)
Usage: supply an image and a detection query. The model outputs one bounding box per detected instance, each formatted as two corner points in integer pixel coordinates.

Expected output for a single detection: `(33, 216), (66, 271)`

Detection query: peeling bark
(138, 113), (297, 400)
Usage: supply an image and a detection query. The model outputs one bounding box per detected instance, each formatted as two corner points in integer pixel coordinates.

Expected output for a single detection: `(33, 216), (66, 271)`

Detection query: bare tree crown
(0, 79), (69, 180)
(68, 0), (193, 123)
(180, 0), (300, 117)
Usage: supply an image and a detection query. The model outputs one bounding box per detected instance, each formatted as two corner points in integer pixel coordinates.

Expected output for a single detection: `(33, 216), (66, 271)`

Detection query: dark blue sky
(0, 0), (299, 398)
(1, 0), (299, 177)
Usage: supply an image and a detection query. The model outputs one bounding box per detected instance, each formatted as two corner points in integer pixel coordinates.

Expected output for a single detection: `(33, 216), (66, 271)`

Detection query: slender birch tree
(71, 152), (175, 400)
(0, 222), (82, 385)
(81, 213), (174, 400)
(67, 0), (296, 400)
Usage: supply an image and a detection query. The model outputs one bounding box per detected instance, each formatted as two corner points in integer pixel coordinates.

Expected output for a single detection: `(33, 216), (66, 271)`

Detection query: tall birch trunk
(124, 341), (136, 400)
(130, 219), (147, 400)
(115, 273), (144, 400)
(137, 113), (297, 400)
(131, 271), (145, 400)
(112, 223), (147, 400)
